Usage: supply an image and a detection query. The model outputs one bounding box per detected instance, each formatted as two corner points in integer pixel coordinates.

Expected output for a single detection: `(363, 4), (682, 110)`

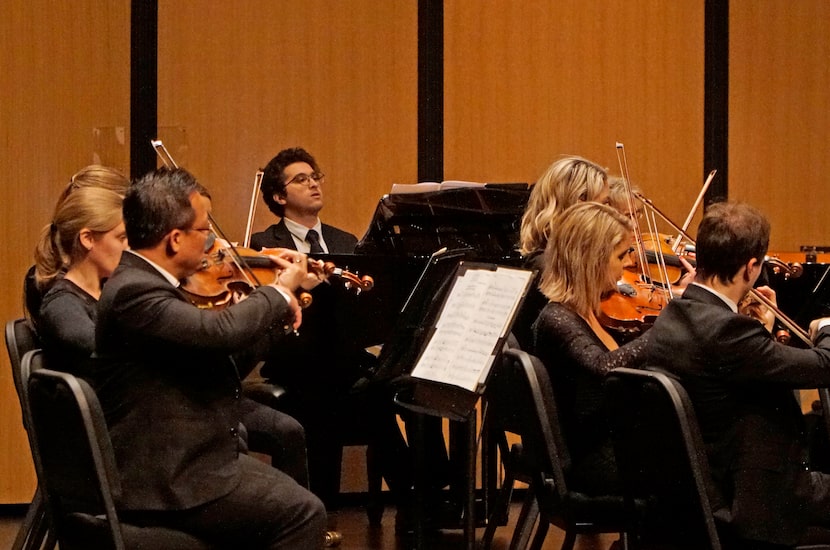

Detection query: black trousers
(240, 397), (309, 487)
(121, 454), (326, 550)
(276, 380), (449, 510)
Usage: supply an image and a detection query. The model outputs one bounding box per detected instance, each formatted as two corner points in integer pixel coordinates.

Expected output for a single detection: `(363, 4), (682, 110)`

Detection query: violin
(624, 169), (714, 290)
(181, 242), (373, 310)
(599, 269), (667, 341)
(149, 140), (374, 311)
(598, 143), (673, 340)
(637, 232), (696, 287)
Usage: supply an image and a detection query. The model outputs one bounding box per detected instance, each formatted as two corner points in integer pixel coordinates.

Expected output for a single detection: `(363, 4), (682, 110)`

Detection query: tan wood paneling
(445, 0), (706, 239)
(0, 1), (130, 503)
(157, 1), (418, 243)
(157, 0), (417, 494)
(730, 0), (830, 252)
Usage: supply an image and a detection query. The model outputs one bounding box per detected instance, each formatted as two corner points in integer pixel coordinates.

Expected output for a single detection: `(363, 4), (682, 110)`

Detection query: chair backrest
(488, 348), (571, 499)
(24, 351), (214, 550)
(24, 351), (127, 550)
(5, 318), (41, 429)
(605, 367), (723, 550)
(819, 387), (830, 449)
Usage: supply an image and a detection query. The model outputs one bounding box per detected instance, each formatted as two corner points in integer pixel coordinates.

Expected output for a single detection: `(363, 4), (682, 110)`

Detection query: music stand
(391, 260), (536, 550)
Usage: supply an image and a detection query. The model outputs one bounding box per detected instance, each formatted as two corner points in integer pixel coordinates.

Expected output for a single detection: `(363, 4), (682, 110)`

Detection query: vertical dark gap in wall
(130, 0), (158, 179)
(704, 0), (729, 205)
(418, 0), (444, 183)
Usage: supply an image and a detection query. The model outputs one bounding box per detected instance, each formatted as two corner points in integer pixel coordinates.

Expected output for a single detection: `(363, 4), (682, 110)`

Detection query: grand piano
(320, 184), (530, 364)
(763, 249), (830, 343)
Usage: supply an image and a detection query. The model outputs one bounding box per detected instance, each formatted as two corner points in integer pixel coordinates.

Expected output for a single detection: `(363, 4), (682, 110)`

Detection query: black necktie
(305, 229), (325, 254)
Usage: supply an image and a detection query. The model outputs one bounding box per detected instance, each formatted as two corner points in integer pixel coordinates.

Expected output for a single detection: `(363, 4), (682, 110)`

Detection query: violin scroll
(310, 260), (374, 293)
(764, 256), (803, 280)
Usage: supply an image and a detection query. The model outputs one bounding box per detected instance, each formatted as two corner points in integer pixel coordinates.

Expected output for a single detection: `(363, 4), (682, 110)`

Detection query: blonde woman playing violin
(532, 202), (649, 496)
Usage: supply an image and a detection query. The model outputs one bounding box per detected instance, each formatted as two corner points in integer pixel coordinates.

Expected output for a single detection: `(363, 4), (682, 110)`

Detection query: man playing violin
(646, 201), (830, 548)
(250, 147), (417, 531)
(92, 168), (326, 549)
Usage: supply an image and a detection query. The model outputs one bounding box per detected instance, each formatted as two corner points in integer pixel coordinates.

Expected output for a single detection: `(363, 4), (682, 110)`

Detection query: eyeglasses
(285, 172), (325, 187)
(183, 226), (216, 252)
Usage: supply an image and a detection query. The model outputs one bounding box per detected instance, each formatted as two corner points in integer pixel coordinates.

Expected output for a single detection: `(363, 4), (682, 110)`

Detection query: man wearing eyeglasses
(251, 148), (414, 534)
(251, 147), (356, 255)
(94, 168), (326, 549)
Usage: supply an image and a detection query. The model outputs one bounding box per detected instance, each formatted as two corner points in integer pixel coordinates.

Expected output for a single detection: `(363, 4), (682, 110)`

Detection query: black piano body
(764, 250), (830, 343)
(311, 185), (530, 532)
(315, 184), (530, 365)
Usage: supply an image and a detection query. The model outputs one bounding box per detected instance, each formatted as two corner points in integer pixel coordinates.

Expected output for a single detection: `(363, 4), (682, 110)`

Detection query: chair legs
(14, 486), (54, 550)
(365, 443), (384, 526)
(481, 445), (521, 549)
(553, 528), (573, 550)
(508, 493), (540, 550)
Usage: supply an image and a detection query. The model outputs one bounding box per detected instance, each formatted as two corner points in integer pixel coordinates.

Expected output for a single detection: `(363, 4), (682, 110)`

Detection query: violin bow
(615, 142), (674, 297)
(670, 169), (717, 253)
(243, 170), (264, 249)
(633, 188), (813, 347)
(150, 139), (262, 288)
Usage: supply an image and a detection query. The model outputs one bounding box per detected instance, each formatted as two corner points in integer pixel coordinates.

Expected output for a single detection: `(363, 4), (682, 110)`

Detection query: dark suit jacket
(250, 218), (357, 254)
(646, 283), (830, 545)
(93, 252), (291, 511)
(250, 219), (366, 393)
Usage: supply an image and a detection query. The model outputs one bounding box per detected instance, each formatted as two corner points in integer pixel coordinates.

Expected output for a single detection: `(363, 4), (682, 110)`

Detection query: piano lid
(354, 184), (529, 260)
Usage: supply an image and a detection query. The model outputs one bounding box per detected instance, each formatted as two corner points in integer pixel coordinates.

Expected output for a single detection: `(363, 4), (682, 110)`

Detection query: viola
(598, 143), (675, 340)
(181, 242), (373, 310)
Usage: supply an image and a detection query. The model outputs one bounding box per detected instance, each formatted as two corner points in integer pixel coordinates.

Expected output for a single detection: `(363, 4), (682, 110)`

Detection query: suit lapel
(268, 220), (297, 251)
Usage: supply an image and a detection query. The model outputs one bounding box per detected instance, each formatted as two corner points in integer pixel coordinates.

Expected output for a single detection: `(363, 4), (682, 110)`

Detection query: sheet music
(390, 180), (485, 194)
(410, 266), (533, 391)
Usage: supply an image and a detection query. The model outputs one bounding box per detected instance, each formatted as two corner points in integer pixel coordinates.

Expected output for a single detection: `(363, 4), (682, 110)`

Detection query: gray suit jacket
(646, 283), (830, 545)
(93, 252), (291, 510)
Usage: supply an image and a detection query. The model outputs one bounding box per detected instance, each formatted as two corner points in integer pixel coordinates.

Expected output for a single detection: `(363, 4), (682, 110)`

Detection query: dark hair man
(93, 168), (326, 549)
(646, 201), (830, 547)
(250, 148), (417, 531)
(253, 147), (356, 254)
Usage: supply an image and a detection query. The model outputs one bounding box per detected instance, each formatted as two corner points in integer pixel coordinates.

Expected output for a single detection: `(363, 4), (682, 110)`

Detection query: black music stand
(389, 260), (535, 550)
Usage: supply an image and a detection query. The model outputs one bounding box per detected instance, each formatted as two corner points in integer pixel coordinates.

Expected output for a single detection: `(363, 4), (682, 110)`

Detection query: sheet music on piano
(390, 180), (485, 194)
(410, 263), (535, 392)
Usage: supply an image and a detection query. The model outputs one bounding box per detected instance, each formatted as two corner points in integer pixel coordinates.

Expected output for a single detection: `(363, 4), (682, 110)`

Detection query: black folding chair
(5, 318), (53, 550)
(605, 367), (830, 550)
(23, 351), (213, 550)
(485, 348), (631, 550)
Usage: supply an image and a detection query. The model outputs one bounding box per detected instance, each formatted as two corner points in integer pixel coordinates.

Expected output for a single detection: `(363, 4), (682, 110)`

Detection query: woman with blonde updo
(519, 155), (610, 256)
(513, 155), (611, 349)
(32, 166), (129, 372)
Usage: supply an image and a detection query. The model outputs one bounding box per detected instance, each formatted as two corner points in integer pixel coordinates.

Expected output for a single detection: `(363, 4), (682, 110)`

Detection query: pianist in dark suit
(249, 146), (357, 255)
(250, 147), (415, 526)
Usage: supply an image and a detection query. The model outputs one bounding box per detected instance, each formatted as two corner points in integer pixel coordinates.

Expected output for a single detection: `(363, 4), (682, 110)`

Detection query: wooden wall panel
(730, 0), (830, 252)
(0, 1), (130, 503)
(157, 1), (418, 243)
(444, 0), (706, 239)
